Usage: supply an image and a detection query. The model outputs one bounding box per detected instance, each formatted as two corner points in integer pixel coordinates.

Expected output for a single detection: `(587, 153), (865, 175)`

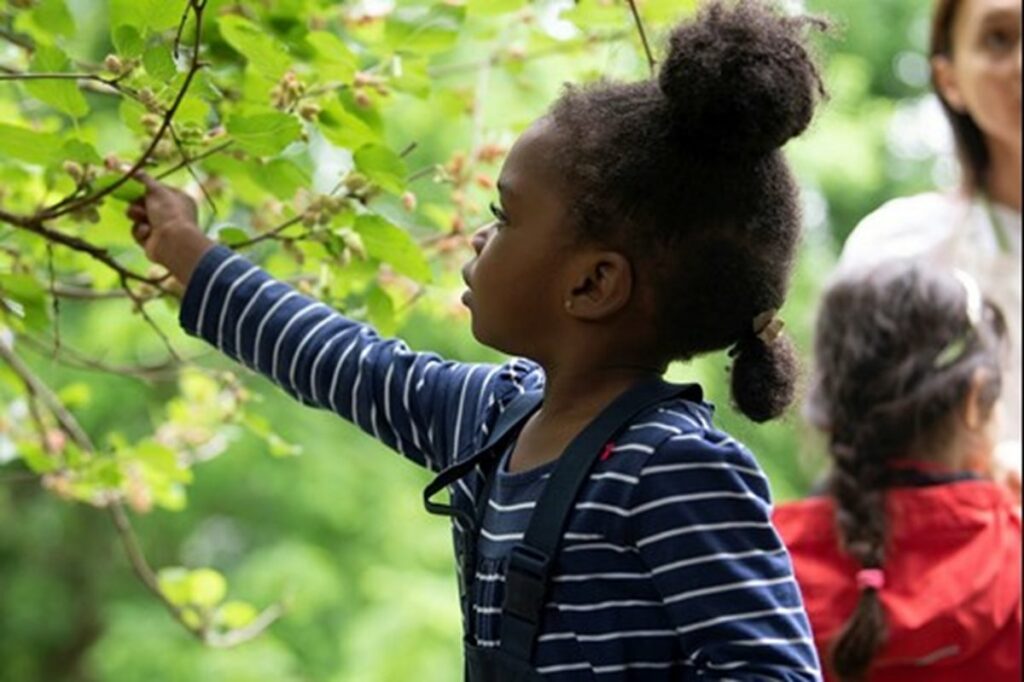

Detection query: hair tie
(728, 309), (785, 357)
(934, 269), (984, 369)
(855, 568), (885, 591)
(753, 309), (785, 344)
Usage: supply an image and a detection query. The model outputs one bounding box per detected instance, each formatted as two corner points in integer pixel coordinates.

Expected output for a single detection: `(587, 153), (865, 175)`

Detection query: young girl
(774, 262), (1021, 682)
(840, 0), (1021, 462)
(130, 2), (825, 679)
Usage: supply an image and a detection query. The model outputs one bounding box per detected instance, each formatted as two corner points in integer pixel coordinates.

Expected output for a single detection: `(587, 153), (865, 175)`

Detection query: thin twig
(406, 165), (439, 184)
(168, 125), (218, 215)
(107, 500), (207, 644)
(0, 338), (93, 453)
(231, 214), (305, 249)
(19, 333), (183, 382)
(45, 243), (60, 355)
(625, 0), (657, 74)
(109, 500), (283, 648)
(119, 274), (182, 362)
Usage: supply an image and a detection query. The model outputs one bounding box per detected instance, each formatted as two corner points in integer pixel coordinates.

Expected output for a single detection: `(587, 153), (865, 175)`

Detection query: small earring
(564, 299), (573, 311)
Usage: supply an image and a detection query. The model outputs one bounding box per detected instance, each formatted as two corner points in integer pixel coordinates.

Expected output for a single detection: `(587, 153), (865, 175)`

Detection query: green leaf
(0, 274), (49, 331)
(57, 383), (92, 409)
(251, 158), (310, 200)
(226, 111), (302, 157)
(366, 284), (397, 337)
(216, 226), (251, 247)
(134, 439), (190, 483)
(109, 0), (181, 34)
(217, 15), (292, 81)
(385, 5), (466, 55)
(467, 0), (526, 17)
(354, 144), (407, 195)
(0, 123), (63, 165)
(91, 175), (146, 203)
(60, 140), (103, 166)
(353, 216), (431, 283)
(18, 442), (59, 474)
(26, 45), (89, 119)
(217, 601), (258, 629)
(113, 25), (146, 58)
(30, 0), (75, 37)
(157, 567), (192, 607)
(318, 100), (379, 150)
(306, 31), (356, 82)
(188, 568), (227, 608)
(143, 45), (177, 81)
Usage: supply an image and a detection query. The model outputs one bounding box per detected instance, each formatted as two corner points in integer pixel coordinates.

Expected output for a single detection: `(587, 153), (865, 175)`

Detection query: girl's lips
(461, 290), (472, 307)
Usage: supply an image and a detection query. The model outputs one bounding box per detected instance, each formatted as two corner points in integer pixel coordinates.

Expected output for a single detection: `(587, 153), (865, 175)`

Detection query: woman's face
(934, 0), (1022, 153)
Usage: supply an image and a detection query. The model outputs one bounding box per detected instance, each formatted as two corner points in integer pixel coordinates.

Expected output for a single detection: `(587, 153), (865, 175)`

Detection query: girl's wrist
(163, 230), (216, 287)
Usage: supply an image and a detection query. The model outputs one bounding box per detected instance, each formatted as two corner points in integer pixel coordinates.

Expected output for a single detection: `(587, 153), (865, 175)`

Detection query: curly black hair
(547, 0), (827, 422)
(808, 261), (1007, 681)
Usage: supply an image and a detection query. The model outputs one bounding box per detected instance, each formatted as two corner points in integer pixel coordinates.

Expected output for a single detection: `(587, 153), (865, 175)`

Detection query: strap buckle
(503, 544), (550, 625)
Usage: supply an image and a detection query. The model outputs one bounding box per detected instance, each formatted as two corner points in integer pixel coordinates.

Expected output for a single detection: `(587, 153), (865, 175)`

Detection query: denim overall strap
(498, 379), (702, 664)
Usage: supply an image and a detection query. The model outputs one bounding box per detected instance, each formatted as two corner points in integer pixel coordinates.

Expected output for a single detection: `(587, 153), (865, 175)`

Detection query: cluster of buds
(136, 87), (162, 113)
(343, 171), (375, 201)
(271, 71), (306, 110)
(63, 160), (98, 185)
(70, 204), (102, 224)
(175, 122), (205, 147)
(353, 71), (390, 108)
(301, 193), (348, 227)
(475, 143), (507, 165)
(297, 101), (321, 122)
(140, 113), (163, 136)
(103, 53), (138, 77)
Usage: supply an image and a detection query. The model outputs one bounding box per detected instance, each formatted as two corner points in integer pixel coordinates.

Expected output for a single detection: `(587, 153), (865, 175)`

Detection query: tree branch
(626, 0), (657, 74)
(38, 0), (209, 221)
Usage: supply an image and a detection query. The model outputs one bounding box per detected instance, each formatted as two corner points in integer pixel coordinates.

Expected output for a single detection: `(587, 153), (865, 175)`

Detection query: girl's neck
(986, 140), (1022, 213)
(538, 361), (664, 424)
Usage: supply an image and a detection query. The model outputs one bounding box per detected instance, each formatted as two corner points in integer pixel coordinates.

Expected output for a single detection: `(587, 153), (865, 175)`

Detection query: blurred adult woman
(840, 0), (1021, 467)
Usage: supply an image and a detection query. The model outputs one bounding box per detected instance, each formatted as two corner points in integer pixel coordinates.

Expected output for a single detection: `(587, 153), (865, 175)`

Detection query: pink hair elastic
(856, 568), (885, 591)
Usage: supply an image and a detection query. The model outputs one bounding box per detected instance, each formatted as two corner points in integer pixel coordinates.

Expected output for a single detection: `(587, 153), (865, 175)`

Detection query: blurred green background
(0, 0), (954, 680)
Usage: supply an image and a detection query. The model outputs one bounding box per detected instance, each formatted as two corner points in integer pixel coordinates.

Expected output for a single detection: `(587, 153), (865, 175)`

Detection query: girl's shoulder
(594, 396), (772, 502)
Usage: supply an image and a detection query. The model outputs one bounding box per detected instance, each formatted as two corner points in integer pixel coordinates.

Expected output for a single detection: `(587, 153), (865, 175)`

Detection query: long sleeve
(178, 245), (542, 472)
(627, 434), (822, 681)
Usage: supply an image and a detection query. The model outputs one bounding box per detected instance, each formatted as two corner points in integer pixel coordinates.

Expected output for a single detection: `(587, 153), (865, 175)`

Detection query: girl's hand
(126, 173), (215, 286)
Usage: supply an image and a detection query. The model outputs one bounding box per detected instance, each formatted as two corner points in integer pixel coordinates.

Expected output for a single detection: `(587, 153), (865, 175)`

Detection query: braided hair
(806, 261), (1007, 681)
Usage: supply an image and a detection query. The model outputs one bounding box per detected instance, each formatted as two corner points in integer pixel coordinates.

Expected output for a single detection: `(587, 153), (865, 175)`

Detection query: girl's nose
(470, 224), (492, 254)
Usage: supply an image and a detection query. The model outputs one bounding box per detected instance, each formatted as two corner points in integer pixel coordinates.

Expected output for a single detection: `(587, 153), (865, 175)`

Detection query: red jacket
(774, 480), (1021, 681)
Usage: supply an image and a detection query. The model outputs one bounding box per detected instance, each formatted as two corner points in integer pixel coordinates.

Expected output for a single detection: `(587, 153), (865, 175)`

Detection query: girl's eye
(489, 202), (509, 226)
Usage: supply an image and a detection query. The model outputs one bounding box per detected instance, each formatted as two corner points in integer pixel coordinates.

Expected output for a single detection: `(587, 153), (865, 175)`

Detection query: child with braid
(775, 261), (1021, 682)
(131, 1), (827, 678)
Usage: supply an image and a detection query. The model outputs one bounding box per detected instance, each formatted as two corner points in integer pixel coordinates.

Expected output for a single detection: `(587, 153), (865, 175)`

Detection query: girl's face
(460, 118), (576, 358)
(934, 0), (1022, 154)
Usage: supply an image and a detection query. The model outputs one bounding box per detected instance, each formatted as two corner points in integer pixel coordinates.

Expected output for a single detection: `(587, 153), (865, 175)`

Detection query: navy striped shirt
(180, 245), (822, 681)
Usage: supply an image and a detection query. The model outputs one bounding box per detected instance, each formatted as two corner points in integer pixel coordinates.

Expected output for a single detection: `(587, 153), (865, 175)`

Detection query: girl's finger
(126, 203), (148, 222)
(132, 222), (152, 244)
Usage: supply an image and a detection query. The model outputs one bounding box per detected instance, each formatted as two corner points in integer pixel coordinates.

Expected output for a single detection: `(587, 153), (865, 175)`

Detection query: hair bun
(658, 0), (826, 158)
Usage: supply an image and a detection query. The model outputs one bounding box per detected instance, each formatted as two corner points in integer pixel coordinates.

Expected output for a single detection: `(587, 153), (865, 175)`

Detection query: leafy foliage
(0, 0), (946, 679)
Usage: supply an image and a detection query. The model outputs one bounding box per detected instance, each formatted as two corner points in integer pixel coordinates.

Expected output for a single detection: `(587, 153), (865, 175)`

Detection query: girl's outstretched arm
(129, 178), (541, 472)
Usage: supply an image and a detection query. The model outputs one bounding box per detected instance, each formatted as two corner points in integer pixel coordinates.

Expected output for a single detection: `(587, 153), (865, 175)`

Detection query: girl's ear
(962, 368), (992, 431)
(564, 251), (633, 321)
(932, 55), (967, 113)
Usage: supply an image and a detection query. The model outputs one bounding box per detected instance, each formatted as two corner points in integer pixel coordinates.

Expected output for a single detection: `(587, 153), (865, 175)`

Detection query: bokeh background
(0, 0), (960, 679)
